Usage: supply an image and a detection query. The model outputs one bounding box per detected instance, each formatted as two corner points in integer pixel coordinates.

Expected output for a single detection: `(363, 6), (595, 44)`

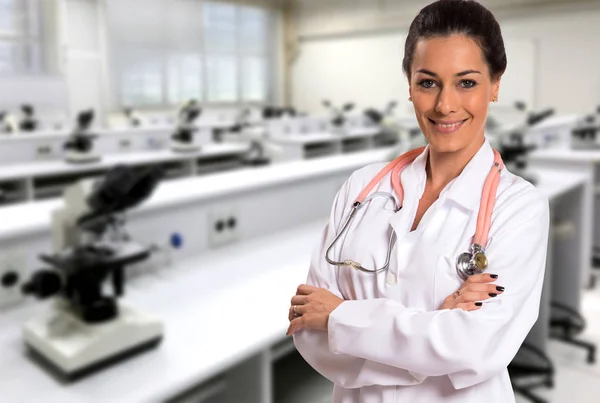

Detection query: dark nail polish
(475, 302), (483, 306)
(496, 286), (505, 292)
(490, 274), (498, 279)
(489, 293), (497, 297)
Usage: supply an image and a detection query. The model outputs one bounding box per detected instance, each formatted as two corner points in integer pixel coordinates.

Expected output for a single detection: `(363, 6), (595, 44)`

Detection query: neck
(425, 136), (485, 193)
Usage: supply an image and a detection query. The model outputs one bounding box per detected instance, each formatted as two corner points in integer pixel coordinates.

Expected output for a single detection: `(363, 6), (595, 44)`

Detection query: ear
(492, 77), (501, 101)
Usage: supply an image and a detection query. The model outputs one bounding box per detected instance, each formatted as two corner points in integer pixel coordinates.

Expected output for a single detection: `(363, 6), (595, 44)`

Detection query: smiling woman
(289, 1), (550, 403)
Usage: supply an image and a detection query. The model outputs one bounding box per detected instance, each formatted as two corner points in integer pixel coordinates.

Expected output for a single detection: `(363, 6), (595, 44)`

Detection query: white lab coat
(293, 140), (550, 403)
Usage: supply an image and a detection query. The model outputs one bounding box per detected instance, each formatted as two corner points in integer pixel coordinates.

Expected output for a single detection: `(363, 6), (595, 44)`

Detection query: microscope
(0, 110), (19, 134)
(123, 107), (145, 128)
(227, 107), (282, 166)
(20, 165), (164, 381)
(497, 108), (555, 185)
(19, 104), (38, 132)
(571, 106), (600, 150)
(322, 100), (355, 135)
(171, 99), (201, 152)
(364, 101), (403, 146)
(64, 109), (101, 164)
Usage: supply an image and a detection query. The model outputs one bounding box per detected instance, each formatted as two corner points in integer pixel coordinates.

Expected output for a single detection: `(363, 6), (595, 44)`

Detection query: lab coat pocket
(432, 254), (464, 310)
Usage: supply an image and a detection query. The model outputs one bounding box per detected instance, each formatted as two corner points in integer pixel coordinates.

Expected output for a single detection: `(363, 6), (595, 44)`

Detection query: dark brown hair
(402, 0), (507, 80)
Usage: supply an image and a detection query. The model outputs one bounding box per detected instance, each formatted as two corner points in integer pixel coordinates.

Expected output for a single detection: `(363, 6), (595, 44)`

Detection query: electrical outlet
(207, 208), (239, 249)
(36, 144), (54, 158)
(119, 139), (132, 149)
(0, 252), (27, 309)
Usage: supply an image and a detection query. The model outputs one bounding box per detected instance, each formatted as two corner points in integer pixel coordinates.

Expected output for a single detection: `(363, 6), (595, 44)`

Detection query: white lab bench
(0, 125), (221, 166)
(0, 153), (589, 403)
(524, 169), (589, 354)
(0, 143), (250, 204)
(529, 148), (597, 288)
(269, 128), (380, 161)
(0, 147), (397, 403)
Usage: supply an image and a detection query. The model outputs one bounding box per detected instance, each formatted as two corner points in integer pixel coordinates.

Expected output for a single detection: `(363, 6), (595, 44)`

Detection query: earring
(408, 96), (412, 102)
(492, 96), (498, 103)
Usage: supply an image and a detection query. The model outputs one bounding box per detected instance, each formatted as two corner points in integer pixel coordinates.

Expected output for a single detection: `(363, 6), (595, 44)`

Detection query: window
(0, 0), (43, 74)
(107, 0), (273, 109)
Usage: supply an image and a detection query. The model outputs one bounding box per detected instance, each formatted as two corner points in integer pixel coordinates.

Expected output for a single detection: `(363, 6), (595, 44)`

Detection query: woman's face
(409, 34), (500, 154)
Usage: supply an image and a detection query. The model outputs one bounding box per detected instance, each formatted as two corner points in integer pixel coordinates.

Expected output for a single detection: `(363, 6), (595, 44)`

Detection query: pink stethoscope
(325, 146), (505, 281)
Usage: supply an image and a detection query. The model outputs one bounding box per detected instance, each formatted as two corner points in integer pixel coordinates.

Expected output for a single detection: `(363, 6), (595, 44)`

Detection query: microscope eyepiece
(80, 165), (163, 226)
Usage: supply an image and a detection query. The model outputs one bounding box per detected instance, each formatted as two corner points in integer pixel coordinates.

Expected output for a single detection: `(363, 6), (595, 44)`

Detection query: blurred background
(0, 0), (599, 402)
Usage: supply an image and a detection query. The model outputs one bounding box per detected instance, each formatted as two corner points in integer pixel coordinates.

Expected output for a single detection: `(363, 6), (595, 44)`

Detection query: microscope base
(23, 302), (163, 381)
(65, 152), (101, 164)
(171, 141), (200, 153)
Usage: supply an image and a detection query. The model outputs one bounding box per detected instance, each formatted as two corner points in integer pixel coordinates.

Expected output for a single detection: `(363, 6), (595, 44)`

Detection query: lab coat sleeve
(327, 189), (550, 389)
(293, 173), (424, 389)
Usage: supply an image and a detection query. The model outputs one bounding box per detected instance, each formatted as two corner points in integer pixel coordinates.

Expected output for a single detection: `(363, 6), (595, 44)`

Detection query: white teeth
(436, 121), (463, 128)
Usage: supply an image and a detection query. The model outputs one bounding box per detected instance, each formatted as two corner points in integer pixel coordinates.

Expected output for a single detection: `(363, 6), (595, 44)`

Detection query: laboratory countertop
(0, 168), (590, 403)
(0, 147), (398, 242)
(269, 128), (378, 144)
(0, 122), (234, 142)
(527, 114), (579, 131)
(0, 219), (322, 403)
(532, 168), (591, 200)
(0, 143), (250, 182)
(530, 147), (600, 163)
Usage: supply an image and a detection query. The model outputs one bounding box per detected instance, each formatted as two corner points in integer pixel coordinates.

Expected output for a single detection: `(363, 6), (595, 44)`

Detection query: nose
(435, 87), (458, 115)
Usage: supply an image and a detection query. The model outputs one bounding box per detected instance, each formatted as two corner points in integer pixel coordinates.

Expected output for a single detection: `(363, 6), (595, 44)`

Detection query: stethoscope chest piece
(456, 244), (488, 281)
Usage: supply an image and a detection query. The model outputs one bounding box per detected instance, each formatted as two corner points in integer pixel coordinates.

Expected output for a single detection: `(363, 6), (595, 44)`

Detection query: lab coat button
(386, 273), (397, 285)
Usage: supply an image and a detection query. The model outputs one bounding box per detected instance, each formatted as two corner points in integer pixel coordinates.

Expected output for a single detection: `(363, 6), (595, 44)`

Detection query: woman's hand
(286, 284), (344, 336)
(439, 273), (505, 311)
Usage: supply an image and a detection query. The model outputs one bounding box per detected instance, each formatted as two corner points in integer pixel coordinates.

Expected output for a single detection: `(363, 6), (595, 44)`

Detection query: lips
(428, 118), (469, 134)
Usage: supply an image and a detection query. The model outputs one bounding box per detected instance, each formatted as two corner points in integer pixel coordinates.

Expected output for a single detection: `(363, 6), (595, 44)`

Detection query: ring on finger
(453, 289), (463, 299)
(293, 305), (299, 317)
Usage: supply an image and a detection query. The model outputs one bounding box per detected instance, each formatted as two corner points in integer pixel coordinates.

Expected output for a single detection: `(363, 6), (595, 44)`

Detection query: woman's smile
(427, 117), (470, 134)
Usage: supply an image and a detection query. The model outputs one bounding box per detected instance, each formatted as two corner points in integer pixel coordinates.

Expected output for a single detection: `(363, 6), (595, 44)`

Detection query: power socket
(36, 144), (54, 159)
(119, 139), (132, 150)
(0, 252), (27, 309)
(207, 208), (240, 249)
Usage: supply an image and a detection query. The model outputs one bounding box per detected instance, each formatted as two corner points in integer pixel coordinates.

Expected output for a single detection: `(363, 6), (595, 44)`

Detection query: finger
(465, 273), (498, 284)
(296, 284), (317, 295)
(462, 283), (506, 294)
(286, 317), (304, 336)
(291, 295), (309, 305)
(455, 302), (483, 311)
(288, 305), (302, 322)
(294, 304), (307, 316)
(456, 291), (495, 304)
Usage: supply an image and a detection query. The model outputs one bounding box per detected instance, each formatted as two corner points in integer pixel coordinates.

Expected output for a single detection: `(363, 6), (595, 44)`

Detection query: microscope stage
(23, 302), (163, 381)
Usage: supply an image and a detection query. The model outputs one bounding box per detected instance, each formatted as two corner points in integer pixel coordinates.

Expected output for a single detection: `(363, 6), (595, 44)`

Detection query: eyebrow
(416, 69), (482, 77)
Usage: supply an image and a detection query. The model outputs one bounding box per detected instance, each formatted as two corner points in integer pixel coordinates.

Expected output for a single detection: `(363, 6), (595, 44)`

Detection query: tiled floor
(278, 286), (600, 403)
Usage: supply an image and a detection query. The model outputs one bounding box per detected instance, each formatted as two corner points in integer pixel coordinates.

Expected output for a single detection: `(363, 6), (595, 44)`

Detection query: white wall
(290, 6), (600, 118)
(499, 10), (600, 116)
(62, 0), (107, 125)
(292, 32), (411, 117)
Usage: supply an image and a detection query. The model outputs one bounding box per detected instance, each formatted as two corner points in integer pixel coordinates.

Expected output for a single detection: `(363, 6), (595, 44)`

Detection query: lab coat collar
(445, 139), (495, 211)
(409, 139), (495, 212)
